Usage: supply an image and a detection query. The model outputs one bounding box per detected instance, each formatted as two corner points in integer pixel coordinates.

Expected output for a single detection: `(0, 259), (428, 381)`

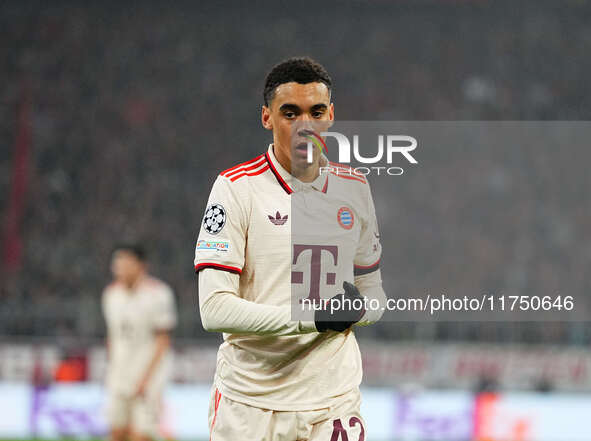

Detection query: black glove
(315, 281), (366, 332)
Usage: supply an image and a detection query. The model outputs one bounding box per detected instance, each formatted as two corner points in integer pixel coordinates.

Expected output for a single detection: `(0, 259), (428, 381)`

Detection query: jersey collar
(265, 144), (294, 194)
(265, 144), (329, 195)
(307, 155), (329, 193)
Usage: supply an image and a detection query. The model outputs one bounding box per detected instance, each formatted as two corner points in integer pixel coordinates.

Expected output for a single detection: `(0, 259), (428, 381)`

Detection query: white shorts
(106, 390), (162, 437)
(208, 386), (366, 441)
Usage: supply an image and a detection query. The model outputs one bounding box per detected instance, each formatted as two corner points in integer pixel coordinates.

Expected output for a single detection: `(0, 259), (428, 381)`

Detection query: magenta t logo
(291, 244), (338, 303)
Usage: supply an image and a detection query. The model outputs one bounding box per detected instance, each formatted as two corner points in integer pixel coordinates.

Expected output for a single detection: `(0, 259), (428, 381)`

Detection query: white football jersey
(194, 144), (381, 410)
(102, 276), (177, 395)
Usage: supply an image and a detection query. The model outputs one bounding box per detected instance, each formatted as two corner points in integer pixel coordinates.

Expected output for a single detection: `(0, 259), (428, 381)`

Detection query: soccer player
(102, 244), (177, 441)
(195, 57), (386, 440)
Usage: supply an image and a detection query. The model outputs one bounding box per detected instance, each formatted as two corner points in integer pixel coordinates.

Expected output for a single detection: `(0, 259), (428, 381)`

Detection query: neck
(124, 273), (144, 291)
(273, 143), (292, 174)
(273, 144), (319, 183)
(295, 165), (319, 183)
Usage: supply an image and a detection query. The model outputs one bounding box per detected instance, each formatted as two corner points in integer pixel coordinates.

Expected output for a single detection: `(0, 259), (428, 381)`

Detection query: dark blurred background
(1, 0), (590, 346)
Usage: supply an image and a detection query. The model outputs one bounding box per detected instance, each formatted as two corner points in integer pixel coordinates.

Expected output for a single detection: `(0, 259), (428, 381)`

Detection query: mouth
(293, 142), (311, 159)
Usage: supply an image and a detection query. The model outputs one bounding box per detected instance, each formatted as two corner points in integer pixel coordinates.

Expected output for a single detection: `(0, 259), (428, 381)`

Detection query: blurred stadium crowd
(1, 1), (590, 343)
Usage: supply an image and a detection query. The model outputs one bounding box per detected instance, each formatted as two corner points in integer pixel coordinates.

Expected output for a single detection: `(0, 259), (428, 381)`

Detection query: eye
(284, 111), (296, 119)
(312, 111), (324, 118)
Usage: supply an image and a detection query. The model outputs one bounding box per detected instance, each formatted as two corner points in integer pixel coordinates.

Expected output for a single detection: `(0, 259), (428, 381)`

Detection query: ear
(261, 105), (273, 130)
(327, 102), (335, 128)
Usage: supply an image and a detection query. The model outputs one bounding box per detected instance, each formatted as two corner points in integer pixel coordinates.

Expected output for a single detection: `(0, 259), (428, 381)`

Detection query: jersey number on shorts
(330, 417), (365, 441)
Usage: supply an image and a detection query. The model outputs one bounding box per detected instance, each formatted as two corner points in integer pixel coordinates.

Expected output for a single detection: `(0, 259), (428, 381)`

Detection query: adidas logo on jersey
(268, 211), (288, 225)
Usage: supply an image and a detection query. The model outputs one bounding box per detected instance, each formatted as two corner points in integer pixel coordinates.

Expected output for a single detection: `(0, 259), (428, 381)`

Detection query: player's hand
(315, 281), (366, 332)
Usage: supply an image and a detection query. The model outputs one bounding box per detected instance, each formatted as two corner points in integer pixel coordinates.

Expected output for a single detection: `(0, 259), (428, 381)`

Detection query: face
(111, 250), (145, 286)
(261, 82), (334, 174)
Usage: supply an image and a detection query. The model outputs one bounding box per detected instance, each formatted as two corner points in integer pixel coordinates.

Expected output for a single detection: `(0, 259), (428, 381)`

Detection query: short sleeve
(194, 175), (248, 274)
(354, 183), (382, 276)
(152, 285), (177, 331)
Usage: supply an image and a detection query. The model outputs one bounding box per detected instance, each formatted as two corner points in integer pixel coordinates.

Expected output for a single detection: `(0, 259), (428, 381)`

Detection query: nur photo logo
(303, 129), (419, 176)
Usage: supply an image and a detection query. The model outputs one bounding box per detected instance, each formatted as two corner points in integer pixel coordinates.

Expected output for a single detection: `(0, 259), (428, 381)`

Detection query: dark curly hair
(263, 57), (332, 106)
(112, 243), (147, 261)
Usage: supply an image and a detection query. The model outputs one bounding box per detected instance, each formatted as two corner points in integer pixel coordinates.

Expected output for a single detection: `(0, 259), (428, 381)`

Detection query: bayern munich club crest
(203, 203), (226, 235)
(337, 206), (354, 230)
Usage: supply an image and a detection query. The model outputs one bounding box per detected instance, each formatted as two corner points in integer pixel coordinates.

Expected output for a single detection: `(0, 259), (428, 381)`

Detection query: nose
(297, 115), (315, 135)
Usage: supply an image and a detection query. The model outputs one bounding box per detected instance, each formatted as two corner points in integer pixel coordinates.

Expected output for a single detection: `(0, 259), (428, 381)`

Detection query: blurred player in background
(102, 244), (177, 441)
(195, 57), (386, 441)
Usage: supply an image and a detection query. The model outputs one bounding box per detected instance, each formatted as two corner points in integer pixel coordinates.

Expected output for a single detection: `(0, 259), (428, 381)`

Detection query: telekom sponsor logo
(291, 244), (338, 303)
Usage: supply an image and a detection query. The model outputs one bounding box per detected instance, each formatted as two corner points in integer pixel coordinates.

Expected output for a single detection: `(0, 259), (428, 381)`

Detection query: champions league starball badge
(203, 203), (227, 234)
